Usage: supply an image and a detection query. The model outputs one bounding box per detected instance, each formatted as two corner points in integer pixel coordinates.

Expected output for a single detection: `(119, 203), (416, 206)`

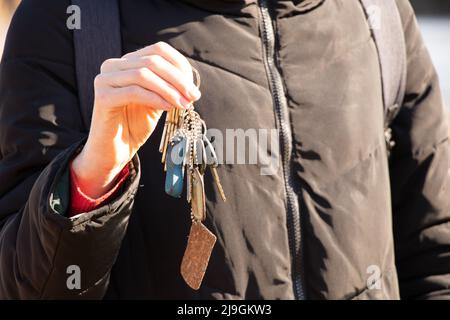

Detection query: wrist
(71, 144), (126, 199)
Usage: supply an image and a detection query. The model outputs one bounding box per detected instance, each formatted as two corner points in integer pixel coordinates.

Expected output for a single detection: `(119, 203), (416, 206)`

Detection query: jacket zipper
(257, 0), (305, 300)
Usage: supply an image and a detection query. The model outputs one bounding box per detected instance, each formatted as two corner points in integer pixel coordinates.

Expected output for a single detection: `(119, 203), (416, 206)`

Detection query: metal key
(210, 167), (226, 202)
(202, 134), (226, 202)
(191, 167), (206, 222)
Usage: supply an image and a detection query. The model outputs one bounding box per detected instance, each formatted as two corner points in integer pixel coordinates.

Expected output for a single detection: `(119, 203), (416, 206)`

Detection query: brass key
(191, 168), (206, 222)
(210, 167), (226, 202)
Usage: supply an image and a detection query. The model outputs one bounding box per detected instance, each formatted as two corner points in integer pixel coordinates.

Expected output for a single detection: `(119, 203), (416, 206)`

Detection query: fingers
(98, 85), (173, 111)
(96, 42), (200, 111)
(100, 55), (201, 101)
(123, 42), (193, 81)
(96, 67), (192, 109)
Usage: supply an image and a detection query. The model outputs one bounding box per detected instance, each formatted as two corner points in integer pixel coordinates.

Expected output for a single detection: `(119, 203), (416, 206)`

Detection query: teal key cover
(165, 135), (187, 198)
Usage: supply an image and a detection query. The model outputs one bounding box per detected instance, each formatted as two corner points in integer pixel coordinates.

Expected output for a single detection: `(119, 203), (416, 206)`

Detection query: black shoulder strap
(71, 0), (122, 131)
(360, 0), (407, 127)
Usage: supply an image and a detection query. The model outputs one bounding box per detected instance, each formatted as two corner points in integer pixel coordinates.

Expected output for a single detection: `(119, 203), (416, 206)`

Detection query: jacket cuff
(69, 162), (131, 217)
(39, 141), (140, 298)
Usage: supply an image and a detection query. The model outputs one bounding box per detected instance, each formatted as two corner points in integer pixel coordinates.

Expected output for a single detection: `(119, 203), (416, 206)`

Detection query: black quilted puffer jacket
(0, 0), (449, 300)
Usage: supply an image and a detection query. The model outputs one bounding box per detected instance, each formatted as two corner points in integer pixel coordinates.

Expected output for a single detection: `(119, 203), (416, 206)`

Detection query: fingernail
(189, 86), (202, 101)
(180, 97), (192, 109)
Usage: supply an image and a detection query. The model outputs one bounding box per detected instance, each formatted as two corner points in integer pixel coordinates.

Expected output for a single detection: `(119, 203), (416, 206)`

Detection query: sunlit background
(0, 0), (449, 108)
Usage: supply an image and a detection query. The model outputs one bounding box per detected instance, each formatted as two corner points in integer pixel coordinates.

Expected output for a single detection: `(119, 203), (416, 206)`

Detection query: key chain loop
(184, 67), (201, 111)
(192, 67), (201, 89)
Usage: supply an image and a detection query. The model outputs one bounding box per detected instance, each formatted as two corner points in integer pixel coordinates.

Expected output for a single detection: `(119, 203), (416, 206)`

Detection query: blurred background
(0, 0), (449, 108)
(411, 0), (450, 111)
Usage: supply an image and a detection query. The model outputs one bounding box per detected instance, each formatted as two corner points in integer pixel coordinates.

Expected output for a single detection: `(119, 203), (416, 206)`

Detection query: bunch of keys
(159, 68), (226, 290)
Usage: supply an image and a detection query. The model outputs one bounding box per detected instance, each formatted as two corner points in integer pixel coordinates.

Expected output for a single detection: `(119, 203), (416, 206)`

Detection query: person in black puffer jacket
(0, 0), (449, 300)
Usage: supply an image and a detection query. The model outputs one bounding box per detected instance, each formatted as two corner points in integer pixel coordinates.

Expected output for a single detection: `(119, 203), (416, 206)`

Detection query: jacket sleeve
(0, 0), (139, 299)
(390, 0), (450, 300)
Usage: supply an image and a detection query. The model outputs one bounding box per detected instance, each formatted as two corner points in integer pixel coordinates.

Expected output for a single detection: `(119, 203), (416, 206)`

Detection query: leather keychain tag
(181, 221), (217, 290)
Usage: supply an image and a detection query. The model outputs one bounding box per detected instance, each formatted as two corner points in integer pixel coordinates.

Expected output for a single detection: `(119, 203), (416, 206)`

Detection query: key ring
(192, 67), (201, 89)
(185, 67), (200, 111)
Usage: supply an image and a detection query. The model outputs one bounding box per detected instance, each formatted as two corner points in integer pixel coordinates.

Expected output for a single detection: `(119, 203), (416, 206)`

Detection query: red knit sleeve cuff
(68, 163), (130, 217)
